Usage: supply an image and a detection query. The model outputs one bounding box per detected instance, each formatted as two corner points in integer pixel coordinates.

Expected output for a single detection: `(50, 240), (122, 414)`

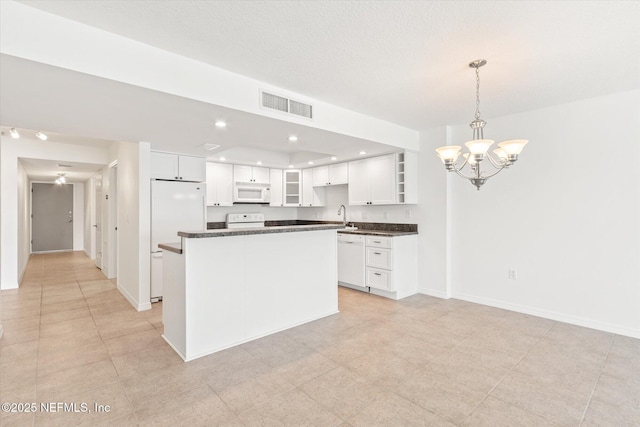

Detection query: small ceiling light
(288, 136), (298, 142)
(35, 131), (48, 140)
(308, 161), (314, 165)
(359, 151), (366, 155)
(215, 121), (227, 128)
(219, 157), (226, 161)
(256, 161), (263, 165)
(331, 156), (337, 161)
(288, 165), (294, 168)
(9, 128), (20, 138)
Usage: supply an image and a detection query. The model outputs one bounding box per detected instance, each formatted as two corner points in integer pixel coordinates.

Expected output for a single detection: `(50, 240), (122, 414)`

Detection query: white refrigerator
(151, 180), (206, 302)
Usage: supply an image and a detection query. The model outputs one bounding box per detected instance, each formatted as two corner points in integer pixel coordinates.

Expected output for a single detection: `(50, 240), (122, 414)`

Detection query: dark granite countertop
(179, 224), (345, 238)
(159, 242), (183, 254)
(206, 220), (418, 236)
(337, 229), (418, 237)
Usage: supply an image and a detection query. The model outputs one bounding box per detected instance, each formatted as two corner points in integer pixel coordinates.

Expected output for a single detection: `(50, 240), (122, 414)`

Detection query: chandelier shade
(435, 59), (528, 190)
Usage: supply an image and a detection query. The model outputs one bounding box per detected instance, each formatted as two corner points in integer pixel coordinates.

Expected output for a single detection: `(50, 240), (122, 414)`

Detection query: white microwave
(233, 182), (271, 204)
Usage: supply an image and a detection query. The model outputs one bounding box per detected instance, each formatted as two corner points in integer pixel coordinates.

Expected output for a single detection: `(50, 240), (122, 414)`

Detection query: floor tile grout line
(578, 334), (616, 424)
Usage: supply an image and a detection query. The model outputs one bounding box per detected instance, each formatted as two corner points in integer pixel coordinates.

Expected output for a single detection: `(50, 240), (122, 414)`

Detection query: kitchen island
(160, 224), (343, 362)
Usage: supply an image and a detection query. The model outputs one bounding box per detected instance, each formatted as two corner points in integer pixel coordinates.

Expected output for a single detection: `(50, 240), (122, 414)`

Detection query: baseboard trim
(419, 288), (450, 299)
(117, 282), (151, 312)
(452, 291), (640, 339)
(1, 281), (19, 290)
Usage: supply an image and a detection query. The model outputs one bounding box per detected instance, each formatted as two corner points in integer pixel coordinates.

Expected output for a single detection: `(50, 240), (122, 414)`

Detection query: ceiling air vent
(260, 91), (313, 119)
(261, 91), (289, 113)
(289, 99), (313, 119)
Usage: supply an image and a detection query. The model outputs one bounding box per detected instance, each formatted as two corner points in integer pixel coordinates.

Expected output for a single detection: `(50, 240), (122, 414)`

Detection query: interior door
(32, 183), (73, 252)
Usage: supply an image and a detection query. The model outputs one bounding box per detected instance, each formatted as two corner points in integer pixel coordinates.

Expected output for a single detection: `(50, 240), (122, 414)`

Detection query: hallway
(0, 252), (163, 426)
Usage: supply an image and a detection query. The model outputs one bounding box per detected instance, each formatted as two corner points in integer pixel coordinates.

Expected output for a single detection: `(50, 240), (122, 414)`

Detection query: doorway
(31, 183), (74, 253)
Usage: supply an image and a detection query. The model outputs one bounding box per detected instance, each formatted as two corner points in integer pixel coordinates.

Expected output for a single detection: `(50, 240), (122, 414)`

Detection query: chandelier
(435, 59), (528, 190)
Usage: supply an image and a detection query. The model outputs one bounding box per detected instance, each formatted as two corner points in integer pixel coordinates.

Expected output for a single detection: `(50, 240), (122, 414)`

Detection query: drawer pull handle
(374, 240), (381, 243)
(374, 273), (382, 276)
(373, 252), (381, 255)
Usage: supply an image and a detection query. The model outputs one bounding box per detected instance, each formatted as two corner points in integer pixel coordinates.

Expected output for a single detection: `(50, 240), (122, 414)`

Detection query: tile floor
(0, 251), (638, 426)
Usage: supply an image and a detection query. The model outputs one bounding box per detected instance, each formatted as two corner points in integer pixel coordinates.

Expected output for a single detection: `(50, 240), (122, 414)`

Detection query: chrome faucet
(337, 204), (347, 226)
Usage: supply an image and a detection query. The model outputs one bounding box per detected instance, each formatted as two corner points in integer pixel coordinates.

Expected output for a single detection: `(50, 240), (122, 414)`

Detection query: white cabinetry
(312, 163), (348, 186)
(364, 234), (417, 300)
(348, 152), (417, 205)
(302, 169), (325, 207)
(269, 169), (284, 207)
(234, 165), (270, 184)
(283, 170), (302, 206)
(151, 152), (206, 182)
(206, 162), (234, 206)
(348, 154), (395, 205)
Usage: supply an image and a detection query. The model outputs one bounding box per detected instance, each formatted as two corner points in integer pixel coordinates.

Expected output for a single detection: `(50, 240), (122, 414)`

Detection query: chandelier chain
(474, 65), (481, 120)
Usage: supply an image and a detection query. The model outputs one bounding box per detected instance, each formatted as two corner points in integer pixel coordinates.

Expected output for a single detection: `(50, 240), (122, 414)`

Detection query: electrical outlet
(362, 211), (369, 220)
(508, 268), (518, 280)
(315, 212), (320, 219)
(383, 211), (389, 219)
(405, 209), (411, 218)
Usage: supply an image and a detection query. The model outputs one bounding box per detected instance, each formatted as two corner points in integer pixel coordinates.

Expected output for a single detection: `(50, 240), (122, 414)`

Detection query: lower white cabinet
(363, 234), (418, 299)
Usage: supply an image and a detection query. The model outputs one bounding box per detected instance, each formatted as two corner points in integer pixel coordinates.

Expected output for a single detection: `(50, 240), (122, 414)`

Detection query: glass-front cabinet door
(283, 169), (302, 206)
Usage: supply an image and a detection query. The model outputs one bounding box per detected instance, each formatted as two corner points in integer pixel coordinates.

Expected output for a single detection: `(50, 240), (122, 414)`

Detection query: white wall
(448, 90), (640, 337)
(72, 183), (84, 251)
(0, 136), (109, 289)
(17, 160), (30, 281)
(112, 141), (151, 311)
(83, 176), (95, 259)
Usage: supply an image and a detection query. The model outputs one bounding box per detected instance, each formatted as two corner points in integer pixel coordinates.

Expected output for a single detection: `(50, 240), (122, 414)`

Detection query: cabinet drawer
(366, 247), (392, 269)
(366, 267), (392, 291)
(366, 236), (392, 248)
(338, 233), (364, 244)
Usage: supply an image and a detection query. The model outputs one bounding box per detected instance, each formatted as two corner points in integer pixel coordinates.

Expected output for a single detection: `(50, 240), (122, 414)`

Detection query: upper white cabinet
(302, 169), (325, 207)
(206, 162), (234, 206)
(234, 165), (270, 184)
(283, 169), (302, 206)
(312, 163), (348, 187)
(348, 154), (396, 205)
(270, 169), (284, 207)
(348, 152), (417, 205)
(151, 152), (206, 182)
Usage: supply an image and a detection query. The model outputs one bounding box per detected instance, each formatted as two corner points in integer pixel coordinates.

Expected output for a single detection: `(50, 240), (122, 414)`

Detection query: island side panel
(162, 250), (187, 359)
(179, 229), (338, 361)
(184, 235), (247, 360)
(244, 229), (339, 339)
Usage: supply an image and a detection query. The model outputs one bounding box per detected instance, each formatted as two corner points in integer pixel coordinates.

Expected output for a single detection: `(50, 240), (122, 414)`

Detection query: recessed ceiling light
(257, 161), (262, 165)
(308, 161), (314, 165)
(359, 151), (366, 155)
(288, 136), (298, 142)
(219, 157), (226, 161)
(288, 165), (293, 168)
(215, 121), (227, 128)
(331, 156), (337, 161)
(9, 128), (19, 139)
(35, 131), (47, 141)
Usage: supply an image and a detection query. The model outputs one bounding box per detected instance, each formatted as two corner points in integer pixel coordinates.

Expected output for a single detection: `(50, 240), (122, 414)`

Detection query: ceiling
(18, 157), (105, 183)
(1, 1), (639, 179)
(15, 0), (640, 129)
